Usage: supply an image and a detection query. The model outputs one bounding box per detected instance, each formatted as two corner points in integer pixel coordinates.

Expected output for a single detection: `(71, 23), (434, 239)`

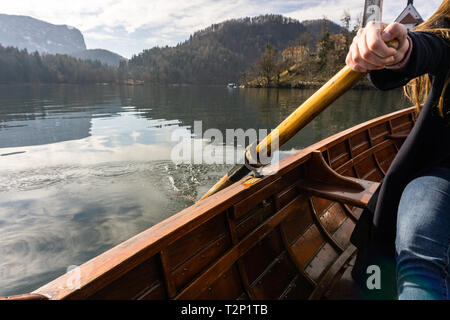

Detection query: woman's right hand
(346, 21), (410, 73)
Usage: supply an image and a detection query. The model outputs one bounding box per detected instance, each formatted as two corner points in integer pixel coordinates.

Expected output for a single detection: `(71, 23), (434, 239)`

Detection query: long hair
(403, 0), (449, 118)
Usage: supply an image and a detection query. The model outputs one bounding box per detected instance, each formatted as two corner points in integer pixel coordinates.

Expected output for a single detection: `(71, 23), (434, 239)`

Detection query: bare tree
(257, 43), (278, 85)
(341, 10), (351, 31)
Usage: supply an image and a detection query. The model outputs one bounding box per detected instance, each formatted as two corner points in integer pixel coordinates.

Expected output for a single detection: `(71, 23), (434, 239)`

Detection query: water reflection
(0, 84), (409, 296)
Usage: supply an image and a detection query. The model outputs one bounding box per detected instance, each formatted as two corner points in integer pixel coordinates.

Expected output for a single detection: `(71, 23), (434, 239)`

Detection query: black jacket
(349, 31), (450, 299)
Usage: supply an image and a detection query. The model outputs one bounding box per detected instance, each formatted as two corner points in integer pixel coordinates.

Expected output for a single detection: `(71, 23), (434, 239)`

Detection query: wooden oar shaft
(199, 163), (250, 201)
(256, 66), (364, 157)
(199, 173), (233, 201)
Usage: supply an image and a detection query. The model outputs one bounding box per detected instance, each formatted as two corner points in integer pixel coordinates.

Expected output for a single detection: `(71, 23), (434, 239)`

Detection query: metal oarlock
(243, 140), (271, 178)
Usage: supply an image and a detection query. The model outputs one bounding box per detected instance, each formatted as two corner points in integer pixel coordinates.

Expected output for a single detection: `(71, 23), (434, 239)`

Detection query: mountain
(126, 15), (345, 85)
(0, 14), (126, 67)
(0, 14), (86, 54)
(71, 49), (127, 67)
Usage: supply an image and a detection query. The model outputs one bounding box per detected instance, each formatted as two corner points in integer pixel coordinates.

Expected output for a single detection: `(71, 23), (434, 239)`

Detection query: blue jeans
(396, 166), (450, 300)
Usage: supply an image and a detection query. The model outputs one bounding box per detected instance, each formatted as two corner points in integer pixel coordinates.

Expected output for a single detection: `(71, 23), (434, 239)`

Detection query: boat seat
(296, 151), (379, 208)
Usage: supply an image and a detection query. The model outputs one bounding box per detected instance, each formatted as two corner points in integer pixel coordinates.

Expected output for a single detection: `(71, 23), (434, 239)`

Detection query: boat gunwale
(32, 106), (415, 300)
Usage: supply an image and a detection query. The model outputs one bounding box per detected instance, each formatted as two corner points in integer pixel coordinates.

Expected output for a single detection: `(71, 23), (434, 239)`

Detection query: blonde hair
(403, 0), (449, 118)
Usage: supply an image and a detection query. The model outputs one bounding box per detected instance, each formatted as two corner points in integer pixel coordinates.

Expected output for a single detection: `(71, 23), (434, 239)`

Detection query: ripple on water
(0, 160), (234, 296)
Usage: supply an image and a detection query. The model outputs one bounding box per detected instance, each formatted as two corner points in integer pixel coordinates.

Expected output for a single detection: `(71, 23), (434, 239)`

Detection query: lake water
(0, 83), (409, 296)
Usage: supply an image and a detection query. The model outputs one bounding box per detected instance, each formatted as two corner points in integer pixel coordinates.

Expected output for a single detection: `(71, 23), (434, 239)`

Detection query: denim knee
(396, 170), (450, 255)
(395, 168), (450, 300)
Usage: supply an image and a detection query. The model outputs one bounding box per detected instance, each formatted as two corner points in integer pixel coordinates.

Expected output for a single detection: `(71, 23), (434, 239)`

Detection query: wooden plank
(0, 293), (48, 300)
(369, 122), (391, 145)
(390, 113), (415, 132)
(354, 156), (383, 182)
(165, 213), (229, 271)
(308, 244), (357, 300)
(315, 107), (414, 154)
(175, 195), (306, 299)
(289, 224), (326, 268)
(160, 250), (177, 298)
(235, 202), (274, 240)
(250, 251), (298, 300)
(310, 196), (334, 216)
(278, 194), (313, 246)
(279, 275), (315, 300)
(341, 139), (396, 171)
(374, 143), (397, 174)
(279, 212), (317, 288)
(195, 265), (245, 300)
(88, 255), (165, 300)
(226, 208), (255, 299)
(240, 229), (284, 285)
(136, 282), (167, 300)
(304, 243), (339, 282)
(331, 218), (356, 249)
(311, 200), (346, 252)
(233, 179), (280, 219)
(172, 234), (231, 291)
(349, 130), (371, 157)
(319, 203), (348, 236)
(276, 185), (300, 209)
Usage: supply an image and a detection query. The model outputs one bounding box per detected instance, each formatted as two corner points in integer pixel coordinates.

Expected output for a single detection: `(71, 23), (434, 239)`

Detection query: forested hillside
(0, 45), (118, 84)
(71, 49), (127, 67)
(123, 15), (345, 85)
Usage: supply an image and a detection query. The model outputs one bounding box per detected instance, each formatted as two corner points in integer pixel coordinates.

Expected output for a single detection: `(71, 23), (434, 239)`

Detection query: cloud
(0, 0), (443, 58)
(83, 32), (118, 41)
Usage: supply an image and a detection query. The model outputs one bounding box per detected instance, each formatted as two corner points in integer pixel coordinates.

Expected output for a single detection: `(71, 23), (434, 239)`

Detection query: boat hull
(3, 107), (416, 300)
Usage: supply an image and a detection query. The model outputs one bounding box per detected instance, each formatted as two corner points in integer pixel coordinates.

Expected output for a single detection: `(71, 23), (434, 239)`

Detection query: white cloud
(0, 0), (443, 58)
(83, 32), (118, 41)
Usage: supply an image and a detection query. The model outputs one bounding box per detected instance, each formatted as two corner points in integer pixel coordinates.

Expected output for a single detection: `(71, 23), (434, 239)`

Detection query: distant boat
(124, 79), (144, 86)
(227, 82), (237, 88)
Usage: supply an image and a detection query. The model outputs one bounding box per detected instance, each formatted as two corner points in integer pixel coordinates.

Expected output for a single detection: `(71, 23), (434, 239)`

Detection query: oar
(199, 40), (399, 201)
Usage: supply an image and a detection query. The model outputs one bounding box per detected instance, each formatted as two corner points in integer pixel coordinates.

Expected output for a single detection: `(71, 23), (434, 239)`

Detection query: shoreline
(243, 78), (376, 90)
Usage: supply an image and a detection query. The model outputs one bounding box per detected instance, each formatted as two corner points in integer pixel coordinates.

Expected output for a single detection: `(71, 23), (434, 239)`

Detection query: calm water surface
(0, 84), (409, 296)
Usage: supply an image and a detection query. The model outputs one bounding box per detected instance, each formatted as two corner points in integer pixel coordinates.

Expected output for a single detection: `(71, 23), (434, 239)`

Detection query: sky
(0, 0), (443, 58)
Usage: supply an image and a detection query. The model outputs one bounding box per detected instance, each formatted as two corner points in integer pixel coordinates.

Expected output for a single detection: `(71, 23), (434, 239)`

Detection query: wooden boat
(2, 106), (416, 300)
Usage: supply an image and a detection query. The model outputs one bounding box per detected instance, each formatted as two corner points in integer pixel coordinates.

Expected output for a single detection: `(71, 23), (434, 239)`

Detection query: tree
(352, 12), (363, 35)
(341, 10), (351, 31)
(297, 32), (314, 49)
(257, 43), (278, 85)
(317, 31), (331, 72)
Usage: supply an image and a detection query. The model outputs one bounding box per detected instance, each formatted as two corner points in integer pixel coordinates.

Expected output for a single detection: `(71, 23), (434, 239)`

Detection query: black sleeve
(368, 31), (450, 91)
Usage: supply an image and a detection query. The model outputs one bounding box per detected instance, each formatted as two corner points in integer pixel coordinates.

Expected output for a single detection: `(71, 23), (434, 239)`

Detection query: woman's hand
(346, 21), (410, 72)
